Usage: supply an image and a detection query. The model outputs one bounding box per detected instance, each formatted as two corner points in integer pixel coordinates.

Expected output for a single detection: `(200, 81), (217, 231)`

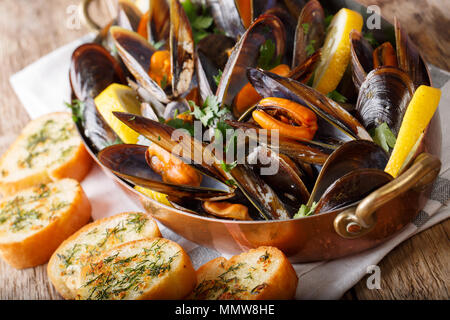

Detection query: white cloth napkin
(10, 36), (450, 300)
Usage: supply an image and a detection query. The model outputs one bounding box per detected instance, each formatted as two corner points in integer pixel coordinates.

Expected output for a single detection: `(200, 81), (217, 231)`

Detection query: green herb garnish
(257, 39), (281, 70)
(182, 0), (214, 43)
(220, 160), (237, 173)
(326, 90), (348, 103)
(65, 99), (84, 123)
(302, 23), (310, 34)
(370, 122), (396, 153)
(213, 69), (223, 86)
(189, 95), (230, 127)
(165, 118), (195, 136)
(126, 213), (149, 233)
(224, 179), (237, 187)
(293, 202), (318, 218)
(305, 39), (316, 57)
(103, 137), (123, 148)
(363, 32), (379, 47)
(152, 40), (165, 50)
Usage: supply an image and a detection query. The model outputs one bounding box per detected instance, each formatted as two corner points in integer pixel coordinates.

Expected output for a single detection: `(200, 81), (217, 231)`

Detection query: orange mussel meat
(252, 97), (318, 141)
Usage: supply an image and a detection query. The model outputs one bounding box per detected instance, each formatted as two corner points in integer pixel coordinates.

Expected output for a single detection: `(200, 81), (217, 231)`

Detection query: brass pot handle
(334, 153), (441, 239)
(79, 0), (101, 31)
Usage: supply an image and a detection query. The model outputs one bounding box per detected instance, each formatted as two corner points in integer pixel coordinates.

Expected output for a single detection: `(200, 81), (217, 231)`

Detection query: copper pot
(78, 0), (443, 262)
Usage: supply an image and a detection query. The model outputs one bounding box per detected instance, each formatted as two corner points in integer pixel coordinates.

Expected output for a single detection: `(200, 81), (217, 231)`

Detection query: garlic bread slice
(190, 246), (298, 300)
(0, 112), (92, 196)
(0, 179), (91, 269)
(76, 238), (196, 300)
(48, 212), (161, 299)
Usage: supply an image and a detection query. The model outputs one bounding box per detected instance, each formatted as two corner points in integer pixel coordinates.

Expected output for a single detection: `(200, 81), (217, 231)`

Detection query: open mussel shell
(247, 146), (310, 210)
(70, 43), (126, 101)
(350, 29), (374, 90)
(307, 140), (389, 206)
(98, 144), (234, 201)
(113, 112), (230, 182)
(147, 0), (170, 44)
(288, 50), (320, 83)
(117, 0), (143, 32)
(292, 0), (325, 69)
(226, 118), (334, 165)
(169, 0), (195, 97)
(216, 14), (286, 116)
(264, 5), (297, 65)
(229, 164), (291, 220)
(395, 18), (431, 88)
(247, 68), (372, 143)
(207, 0), (246, 38)
(355, 66), (414, 136)
(282, 0), (307, 18)
(69, 43), (125, 151)
(110, 26), (169, 102)
(197, 34), (235, 93)
(314, 168), (392, 214)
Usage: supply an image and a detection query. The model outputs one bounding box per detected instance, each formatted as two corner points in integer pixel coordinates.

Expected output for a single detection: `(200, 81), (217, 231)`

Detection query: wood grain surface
(0, 0), (448, 300)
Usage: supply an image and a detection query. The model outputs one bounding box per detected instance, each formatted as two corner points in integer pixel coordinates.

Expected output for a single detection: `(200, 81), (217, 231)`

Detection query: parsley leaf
(293, 202), (317, 218)
(182, 0), (215, 44)
(65, 99), (84, 123)
(152, 40), (165, 50)
(213, 69), (223, 86)
(369, 122), (396, 153)
(189, 96), (230, 127)
(363, 32), (379, 47)
(220, 160), (237, 172)
(326, 90), (348, 103)
(257, 39), (281, 70)
(302, 23), (310, 35)
(165, 118), (195, 136)
(305, 39), (316, 57)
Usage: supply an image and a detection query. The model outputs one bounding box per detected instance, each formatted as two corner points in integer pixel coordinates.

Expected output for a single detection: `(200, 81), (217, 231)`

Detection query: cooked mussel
(355, 66), (414, 136)
(292, 0), (325, 69)
(113, 112), (228, 181)
(373, 42), (398, 69)
(208, 0), (246, 38)
(314, 168), (392, 213)
(307, 140), (389, 206)
(247, 67), (371, 142)
(69, 43), (126, 151)
(395, 18), (431, 88)
(110, 0), (195, 103)
(350, 30), (374, 90)
(98, 143), (234, 201)
(216, 14), (286, 117)
(114, 112), (293, 220)
(140, 0), (170, 45)
(282, 0), (307, 18)
(117, 0), (143, 32)
(247, 145), (310, 209)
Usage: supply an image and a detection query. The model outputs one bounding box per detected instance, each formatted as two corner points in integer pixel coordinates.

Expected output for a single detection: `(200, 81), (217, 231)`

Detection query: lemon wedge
(313, 8), (363, 94)
(94, 83), (141, 144)
(385, 85), (441, 177)
(134, 185), (172, 207)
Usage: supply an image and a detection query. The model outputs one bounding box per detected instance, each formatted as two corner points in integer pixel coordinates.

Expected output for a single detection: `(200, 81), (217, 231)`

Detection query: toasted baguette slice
(0, 179), (91, 269)
(0, 112), (92, 196)
(48, 212), (161, 299)
(190, 246), (298, 300)
(75, 238), (196, 300)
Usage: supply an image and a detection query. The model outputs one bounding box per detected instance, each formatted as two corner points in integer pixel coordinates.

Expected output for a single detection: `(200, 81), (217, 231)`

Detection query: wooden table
(0, 0), (448, 300)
